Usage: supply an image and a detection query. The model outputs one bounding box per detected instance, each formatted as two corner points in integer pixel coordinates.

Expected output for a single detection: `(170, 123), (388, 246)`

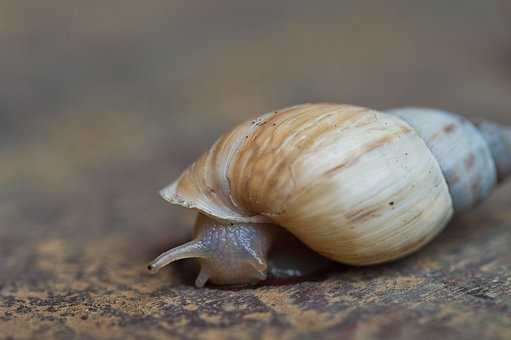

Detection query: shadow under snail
(147, 103), (511, 287)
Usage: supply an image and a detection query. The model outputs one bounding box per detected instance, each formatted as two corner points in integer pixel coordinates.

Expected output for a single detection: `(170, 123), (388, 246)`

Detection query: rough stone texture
(1, 1), (511, 339)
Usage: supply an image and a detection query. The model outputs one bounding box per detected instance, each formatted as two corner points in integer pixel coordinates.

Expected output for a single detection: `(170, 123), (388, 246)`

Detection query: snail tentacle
(147, 240), (206, 273)
(194, 267), (210, 288)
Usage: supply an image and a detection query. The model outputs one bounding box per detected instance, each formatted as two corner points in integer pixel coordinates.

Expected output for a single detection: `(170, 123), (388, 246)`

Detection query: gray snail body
(148, 104), (511, 287)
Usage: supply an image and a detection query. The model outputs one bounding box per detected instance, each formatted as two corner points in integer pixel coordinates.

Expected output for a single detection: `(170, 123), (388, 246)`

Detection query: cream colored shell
(387, 107), (496, 212)
(161, 104), (454, 265)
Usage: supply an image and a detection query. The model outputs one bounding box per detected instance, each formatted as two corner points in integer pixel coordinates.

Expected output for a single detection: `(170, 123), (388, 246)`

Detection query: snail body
(148, 104), (511, 287)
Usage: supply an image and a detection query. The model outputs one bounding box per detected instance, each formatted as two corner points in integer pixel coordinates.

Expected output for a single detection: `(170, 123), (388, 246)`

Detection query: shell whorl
(161, 104), (454, 265)
(472, 120), (511, 183)
(386, 108), (498, 213)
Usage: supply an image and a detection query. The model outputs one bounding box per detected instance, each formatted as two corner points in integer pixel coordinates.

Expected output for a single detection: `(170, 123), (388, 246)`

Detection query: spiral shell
(161, 103), (454, 265)
(386, 107), (497, 212)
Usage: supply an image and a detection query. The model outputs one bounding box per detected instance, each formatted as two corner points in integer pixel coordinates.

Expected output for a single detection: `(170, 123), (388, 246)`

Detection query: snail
(148, 103), (511, 287)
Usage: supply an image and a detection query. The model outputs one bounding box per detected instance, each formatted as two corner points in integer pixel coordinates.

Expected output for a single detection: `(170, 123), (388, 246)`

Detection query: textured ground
(1, 1), (511, 339)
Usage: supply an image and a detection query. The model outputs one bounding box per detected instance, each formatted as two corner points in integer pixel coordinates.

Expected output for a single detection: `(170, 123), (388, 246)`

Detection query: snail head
(147, 213), (275, 287)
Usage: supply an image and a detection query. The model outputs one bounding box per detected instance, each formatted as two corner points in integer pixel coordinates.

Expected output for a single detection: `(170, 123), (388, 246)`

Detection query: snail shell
(150, 103), (511, 286)
(386, 107), (496, 212)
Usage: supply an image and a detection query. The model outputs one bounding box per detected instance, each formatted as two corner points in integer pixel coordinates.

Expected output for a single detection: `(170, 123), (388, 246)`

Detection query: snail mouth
(194, 257), (268, 288)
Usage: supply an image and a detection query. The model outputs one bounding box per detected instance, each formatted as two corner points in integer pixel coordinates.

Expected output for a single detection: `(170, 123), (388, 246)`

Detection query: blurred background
(1, 0), (511, 286)
(2, 1), (511, 338)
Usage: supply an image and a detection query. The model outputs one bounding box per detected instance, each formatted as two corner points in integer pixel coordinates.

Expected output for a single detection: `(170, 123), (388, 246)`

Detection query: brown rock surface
(1, 1), (510, 339)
